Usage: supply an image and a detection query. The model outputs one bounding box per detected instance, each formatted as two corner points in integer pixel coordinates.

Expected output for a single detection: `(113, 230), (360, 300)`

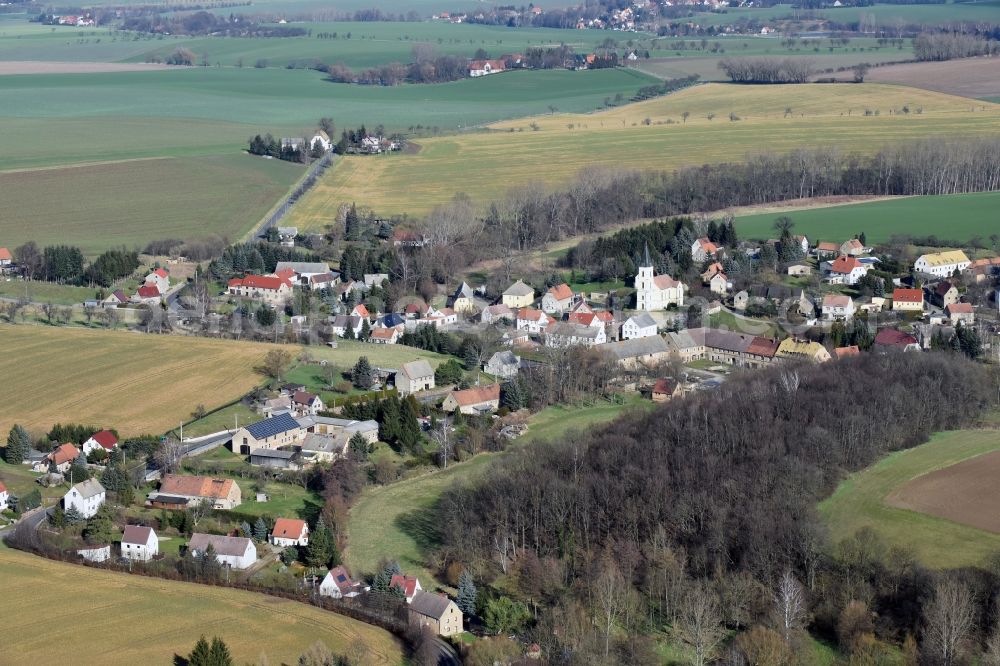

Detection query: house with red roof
(834, 345), (861, 359)
(32, 443), (81, 473)
(132, 283), (162, 305)
(369, 327), (400, 345)
(822, 294), (855, 321)
(320, 565), (367, 598)
(144, 267), (170, 294)
(390, 574), (423, 603)
(691, 237), (719, 262)
(228, 274), (293, 306)
(840, 238), (866, 256)
(469, 59), (505, 77)
(0, 480), (8, 511)
(82, 430), (118, 456)
(351, 304), (370, 319)
(516, 308), (551, 334)
(651, 377), (683, 403)
(541, 283), (575, 314)
(442, 384), (501, 415)
(945, 302), (975, 326)
(0, 247), (12, 268)
(891, 288), (924, 313)
(824, 256), (871, 285)
(873, 328), (921, 352)
(271, 518), (309, 547)
(292, 390), (325, 416)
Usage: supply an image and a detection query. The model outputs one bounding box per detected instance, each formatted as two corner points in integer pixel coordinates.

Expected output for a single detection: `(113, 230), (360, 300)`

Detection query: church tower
(635, 243), (654, 311)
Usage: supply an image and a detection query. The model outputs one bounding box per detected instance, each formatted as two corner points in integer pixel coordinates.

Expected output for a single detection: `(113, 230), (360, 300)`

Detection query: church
(635, 245), (685, 311)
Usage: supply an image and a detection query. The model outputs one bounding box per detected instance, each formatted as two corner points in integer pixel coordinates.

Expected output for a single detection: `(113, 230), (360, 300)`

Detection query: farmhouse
(651, 377), (683, 403)
(516, 308), (551, 333)
(35, 443), (80, 473)
(330, 315), (363, 338)
(0, 247), (11, 267)
(228, 274), (292, 306)
(931, 282), (959, 308)
(914, 250), (970, 278)
(260, 395), (291, 417)
(275, 262), (332, 285)
(298, 415), (379, 443)
(320, 565), (367, 598)
(442, 384), (501, 415)
(298, 433), (343, 463)
(621, 313), (658, 340)
(469, 59), (505, 77)
(144, 268), (170, 294)
(82, 429), (118, 456)
(541, 283), (575, 314)
(892, 288), (924, 313)
(121, 525), (158, 562)
(964, 257), (1000, 283)
(485, 350), (520, 379)
(390, 574), (423, 603)
(600, 335), (671, 369)
(188, 533), (257, 570)
(822, 294), (855, 321)
(635, 246), (685, 311)
(776, 338), (831, 363)
(232, 412), (302, 455)
(132, 284), (162, 305)
(708, 271), (730, 296)
(396, 360), (436, 395)
(291, 390), (325, 416)
(544, 321), (606, 348)
(63, 478), (106, 519)
(502, 280), (535, 309)
(945, 303), (975, 326)
(271, 518), (309, 547)
(149, 475), (241, 510)
(249, 448), (300, 470)
(102, 290), (128, 307)
(815, 241), (840, 258)
(840, 238), (866, 256)
(408, 591), (464, 637)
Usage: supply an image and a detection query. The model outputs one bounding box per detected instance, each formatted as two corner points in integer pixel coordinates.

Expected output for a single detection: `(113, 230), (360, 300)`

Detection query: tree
(483, 596), (530, 635)
(208, 636), (234, 666)
(351, 356), (374, 389)
(64, 506), (84, 526)
(677, 583), (726, 666)
(282, 546), (299, 565)
(260, 349), (292, 381)
(307, 517), (333, 569)
(83, 504), (116, 545)
(347, 432), (369, 462)
(853, 62), (870, 82)
(923, 577), (976, 666)
(594, 560), (629, 657)
(4, 424), (30, 464)
(154, 438), (184, 475)
(253, 517), (269, 542)
(457, 570), (478, 617)
(187, 636), (212, 666)
(774, 571), (807, 643)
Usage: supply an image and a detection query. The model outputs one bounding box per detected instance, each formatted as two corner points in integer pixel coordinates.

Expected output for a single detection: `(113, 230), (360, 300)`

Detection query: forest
(436, 353), (997, 663)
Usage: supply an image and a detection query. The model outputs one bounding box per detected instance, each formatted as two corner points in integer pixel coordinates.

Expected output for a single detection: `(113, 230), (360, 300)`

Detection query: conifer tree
(457, 570), (478, 616)
(187, 636), (212, 666)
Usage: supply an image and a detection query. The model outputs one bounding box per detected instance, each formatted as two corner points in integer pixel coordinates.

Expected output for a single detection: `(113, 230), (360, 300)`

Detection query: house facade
(188, 533), (256, 570)
(82, 430), (118, 456)
(408, 591), (464, 637)
(621, 313), (657, 340)
(502, 280), (535, 309)
(149, 475), (242, 510)
(824, 257), (871, 285)
(320, 565), (367, 598)
(914, 250), (970, 278)
(64, 479), (106, 519)
(0, 481), (7, 512)
(232, 412), (302, 456)
(121, 525), (158, 562)
(396, 360), (436, 395)
(442, 384), (501, 415)
(271, 518), (310, 547)
(516, 308), (550, 333)
(892, 288), (924, 313)
(485, 351), (520, 379)
(544, 321), (606, 348)
(541, 283), (575, 314)
(822, 294), (855, 321)
(228, 275), (293, 306)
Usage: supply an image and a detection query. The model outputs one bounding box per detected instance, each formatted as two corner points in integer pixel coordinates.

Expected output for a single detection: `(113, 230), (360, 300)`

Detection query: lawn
(0, 279), (103, 306)
(344, 396), (651, 584)
(0, 545), (404, 665)
(288, 82), (1000, 219)
(708, 309), (780, 338)
(180, 402), (259, 438)
(818, 428), (1000, 569)
(0, 155), (303, 256)
(736, 191), (1000, 245)
(0, 325), (282, 437)
(307, 339), (450, 371)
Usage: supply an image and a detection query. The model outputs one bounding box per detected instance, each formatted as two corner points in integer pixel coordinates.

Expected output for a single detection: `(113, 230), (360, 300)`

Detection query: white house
(82, 430), (118, 456)
(822, 294), (855, 321)
(635, 246), (685, 311)
(320, 565), (367, 598)
(330, 315), (363, 338)
(621, 313), (658, 340)
(396, 360), (435, 395)
(480, 303), (514, 325)
(188, 533), (257, 570)
(0, 481), (8, 512)
(516, 308), (551, 333)
(824, 256), (871, 286)
(310, 130), (332, 152)
(271, 518), (309, 547)
(390, 574), (423, 603)
(544, 321), (607, 348)
(275, 261), (333, 286)
(691, 237), (719, 263)
(144, 268), (170, 294)
(541, 283), (575, 314)
(227, 275), (292, 307)
(121, 525), (158, 562)
(914, 250), (971, 278)
(64, 479), (106, 519)
(291, 390), (325, 416)
(708, 272), (730, 296)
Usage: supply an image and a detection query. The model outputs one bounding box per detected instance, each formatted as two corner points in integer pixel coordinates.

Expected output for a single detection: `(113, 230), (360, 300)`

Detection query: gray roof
(331, 315), (361, 328)
(409, 590), (455, 619)
(188, 533), (253, 557)
(275, 261), (330, 275)
(547, 321), (602, 338)
(452, 282), (475, 300)
(245, 412), (300, 440)
(703, 328), (755, 354)
(122, 525), (155, 545)
(487, 350), (519, 367)
(503, 280), (534, 297)
(666, 329), (702, 351)
(626, 313), (656, 328)
(71, 478), (106, 500)
(400, 360), (434, 380)
(600, 335), (670, 360)
(300, 433), (340, 454)
(249, 448), (298, 460)
(345, 420), (378, 434)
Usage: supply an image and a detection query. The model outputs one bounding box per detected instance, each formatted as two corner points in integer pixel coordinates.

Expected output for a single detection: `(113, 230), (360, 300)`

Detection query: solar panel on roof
(245, 412), (300, 440)
(336, 574), (347, 582)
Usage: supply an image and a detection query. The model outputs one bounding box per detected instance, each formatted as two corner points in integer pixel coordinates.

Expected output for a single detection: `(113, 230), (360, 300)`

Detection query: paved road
(431, 637), (461, 666)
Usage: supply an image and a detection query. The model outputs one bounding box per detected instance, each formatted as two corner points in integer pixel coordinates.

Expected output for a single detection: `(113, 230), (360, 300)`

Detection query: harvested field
(886, 450), (1000, 534)
(0, 545), (404, 665)
(0, 61), (170, 75)
(866, 57), (1000, 100)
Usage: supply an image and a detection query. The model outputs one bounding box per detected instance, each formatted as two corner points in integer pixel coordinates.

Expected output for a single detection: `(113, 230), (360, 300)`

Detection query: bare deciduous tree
(593, 559), (629, 658)
(677, 582), (726, 666)
(774, 571), (807, 643)
(923, 577), (976, 666)
(154, 438), (185, 475)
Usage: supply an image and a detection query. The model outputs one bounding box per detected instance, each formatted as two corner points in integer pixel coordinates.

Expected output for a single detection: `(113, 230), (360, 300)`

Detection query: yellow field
(0, 545), (403, 665)
(0, 325), (281, 437)
(287, 83), (1000, 222)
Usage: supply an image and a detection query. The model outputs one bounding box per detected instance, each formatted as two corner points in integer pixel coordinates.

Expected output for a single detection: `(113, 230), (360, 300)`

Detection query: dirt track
(887, 449), (1000, 533)
(0, 61), (171, 75)
(867, 58), (1000, 100)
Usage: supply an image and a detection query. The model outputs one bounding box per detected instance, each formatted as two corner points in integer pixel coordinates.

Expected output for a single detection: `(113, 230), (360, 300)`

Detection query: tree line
(914, 31), (999, 60)
(718, 57), (816, 83)
(11, 242), (139, 287)
(435, 353), (996, 663)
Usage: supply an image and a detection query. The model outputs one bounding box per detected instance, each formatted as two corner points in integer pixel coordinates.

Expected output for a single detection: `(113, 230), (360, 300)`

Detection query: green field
(819, 429), (1000, 569)
(736, 192), (1000, 244)
(0, 155), (302, 255)
(0, 544), (404, 665)
(287, 82), (1000, 220)
(686, 1), (1000, 27)
(0, 279), (103, 306)
(344, 397), (652, 584)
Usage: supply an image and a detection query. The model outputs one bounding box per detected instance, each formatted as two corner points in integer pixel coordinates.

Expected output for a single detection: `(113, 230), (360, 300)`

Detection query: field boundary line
(0, 156), (172, 176)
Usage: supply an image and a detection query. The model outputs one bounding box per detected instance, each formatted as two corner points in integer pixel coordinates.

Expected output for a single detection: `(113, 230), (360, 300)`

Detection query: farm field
(287, 82), (1000, 220)
(639, 49), (911, 81)
(735, 191), (1000, 244)
(0, 325), (281, 437)
(866, 58), (1000, 100)
(0, 545), (404, 665)
(0, 155), (302, 255)
(0, 279), (103, 306)
(687, 1), (1000, 27)
(819, 428), (1000, 569)
(345, 397), (651, 584)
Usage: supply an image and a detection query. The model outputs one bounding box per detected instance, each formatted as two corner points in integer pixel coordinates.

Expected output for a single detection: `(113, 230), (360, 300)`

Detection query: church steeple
(641, 242), (652, 268)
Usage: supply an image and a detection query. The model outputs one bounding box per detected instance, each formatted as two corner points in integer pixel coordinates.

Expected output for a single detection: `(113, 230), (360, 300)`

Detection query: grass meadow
(344, 397), (652, 584)
(0, 544), (404, 665)
(287, 82), (1000, 221)
(736, 191), (1000, 244)
(0, 325), (281, 437)
(819, 429), (1000, 569)
(0, 155), (302, 255)
(687, 1), (1000, 27)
